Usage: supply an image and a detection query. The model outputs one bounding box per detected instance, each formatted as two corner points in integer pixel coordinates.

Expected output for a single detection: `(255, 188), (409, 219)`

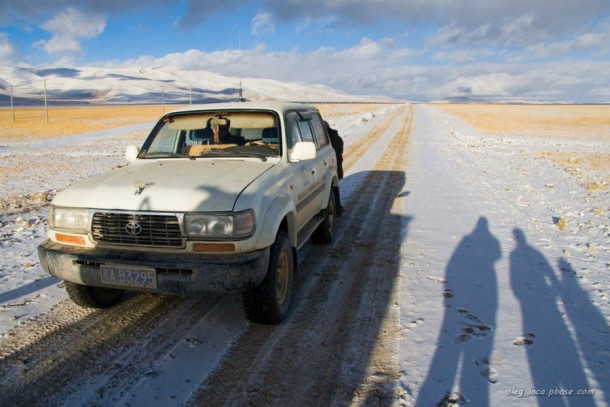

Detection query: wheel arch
(319, 172), (339, 211)
(256, 193), (298, 250)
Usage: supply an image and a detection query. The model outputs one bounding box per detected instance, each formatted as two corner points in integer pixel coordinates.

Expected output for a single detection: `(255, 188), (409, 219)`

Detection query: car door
(308, 113), (337, 193)
(287, 114), (323, 230)
(297, 114), (337, 218)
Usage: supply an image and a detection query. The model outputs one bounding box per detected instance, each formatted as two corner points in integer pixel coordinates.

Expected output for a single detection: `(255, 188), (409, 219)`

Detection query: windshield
(139, 111), (281, 160)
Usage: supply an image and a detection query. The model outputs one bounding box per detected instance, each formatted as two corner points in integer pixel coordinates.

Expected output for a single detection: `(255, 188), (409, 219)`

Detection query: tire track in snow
(341, 106), (404, 172)
(0, 291), (230, 406)
(194, 104), (413, 406)
(0, 105), (411, 406)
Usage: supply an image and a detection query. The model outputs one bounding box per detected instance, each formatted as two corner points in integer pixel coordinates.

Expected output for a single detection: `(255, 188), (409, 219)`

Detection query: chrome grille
(92, 212), (183, 247)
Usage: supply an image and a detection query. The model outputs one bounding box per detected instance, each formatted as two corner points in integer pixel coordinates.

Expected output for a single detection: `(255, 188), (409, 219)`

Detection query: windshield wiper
(141, 152), (194, 160)
(202, 150), (268, 162)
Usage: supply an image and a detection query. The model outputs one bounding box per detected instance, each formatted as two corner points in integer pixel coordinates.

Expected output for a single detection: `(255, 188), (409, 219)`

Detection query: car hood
(52, 159), (274, 212)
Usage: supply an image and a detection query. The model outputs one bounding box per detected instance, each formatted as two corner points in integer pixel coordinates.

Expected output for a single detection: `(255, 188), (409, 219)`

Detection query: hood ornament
(134, 181), (154, 195)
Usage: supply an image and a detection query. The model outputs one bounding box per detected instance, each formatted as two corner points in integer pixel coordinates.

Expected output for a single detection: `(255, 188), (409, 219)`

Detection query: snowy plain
(0, 103), (608, 406)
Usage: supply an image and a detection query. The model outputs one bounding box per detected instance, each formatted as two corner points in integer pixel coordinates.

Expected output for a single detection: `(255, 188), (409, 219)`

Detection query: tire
(311, 189), (336, 244)
(242, 231), (294, 324)
(64, 281), (124, 308)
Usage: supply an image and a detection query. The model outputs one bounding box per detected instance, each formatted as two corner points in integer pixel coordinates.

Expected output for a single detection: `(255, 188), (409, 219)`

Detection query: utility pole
(10, 84), (15, 123)
(44, 79), (49, 123)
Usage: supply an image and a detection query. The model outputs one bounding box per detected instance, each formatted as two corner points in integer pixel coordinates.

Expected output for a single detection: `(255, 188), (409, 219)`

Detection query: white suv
(38, 102), (339, 323)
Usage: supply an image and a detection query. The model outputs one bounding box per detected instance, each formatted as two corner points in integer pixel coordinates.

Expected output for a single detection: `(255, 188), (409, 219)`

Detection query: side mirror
(125, 145), (139, 162)
(289, 141), (316, 162)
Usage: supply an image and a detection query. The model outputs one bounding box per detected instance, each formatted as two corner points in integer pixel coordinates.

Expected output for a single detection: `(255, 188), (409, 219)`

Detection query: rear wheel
(311, 189), (336, 244)
(242, 231), (294, 324)
(64, 281), (124, 308)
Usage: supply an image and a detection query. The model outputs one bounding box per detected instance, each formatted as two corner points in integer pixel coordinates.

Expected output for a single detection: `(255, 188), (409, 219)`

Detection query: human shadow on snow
(557, 258), (610, 406)
(417, 217), (501, 406)
(510, 228), (596, 407)
(418, 223), (604, 406)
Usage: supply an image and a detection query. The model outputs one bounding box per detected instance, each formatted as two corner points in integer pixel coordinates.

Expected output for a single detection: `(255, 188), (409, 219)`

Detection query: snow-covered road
(399, 105), (609, 406)
(0, 103), (608, 406)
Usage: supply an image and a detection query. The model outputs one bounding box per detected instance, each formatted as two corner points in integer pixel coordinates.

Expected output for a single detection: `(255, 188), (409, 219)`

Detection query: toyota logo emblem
(125, 221), (142, 236)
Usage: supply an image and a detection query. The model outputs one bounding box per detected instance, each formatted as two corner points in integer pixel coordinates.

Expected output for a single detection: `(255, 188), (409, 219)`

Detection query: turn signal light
(55, 233), (87, 246)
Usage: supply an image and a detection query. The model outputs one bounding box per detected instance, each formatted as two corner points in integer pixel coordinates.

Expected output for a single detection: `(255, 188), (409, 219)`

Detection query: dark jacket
(326, 125), (344, 179)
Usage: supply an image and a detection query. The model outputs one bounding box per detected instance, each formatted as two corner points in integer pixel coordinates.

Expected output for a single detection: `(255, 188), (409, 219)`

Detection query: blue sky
(1, 0), (610, 102)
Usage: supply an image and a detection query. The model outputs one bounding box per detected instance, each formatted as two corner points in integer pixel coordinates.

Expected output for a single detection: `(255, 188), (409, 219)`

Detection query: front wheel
(64, 281), (124, 308)
(242, 231), (294, 324)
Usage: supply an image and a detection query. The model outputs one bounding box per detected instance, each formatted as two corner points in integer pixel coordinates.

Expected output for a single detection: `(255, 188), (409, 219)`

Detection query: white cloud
(119, 37), (413, 94)
(344, 37), (384, 59)
(252, 12), (275, 36)
(42, 7), (105, 38)
(0, 33), (16, 62)
(438, 72), (522, 97)
(263, 0), (610, 49)
(433, 48), (498, 64)
(36, 35), (81, 54)
(413, 60), (610, 102)
(37, 7), (106, 54)
(114, 33), (610, 102)
(2, 0), (608, 103)
(525, 28), (610, 58)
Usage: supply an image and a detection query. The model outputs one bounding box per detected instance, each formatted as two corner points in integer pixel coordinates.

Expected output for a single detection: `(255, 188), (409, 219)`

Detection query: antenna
(238, 79), (244, 102)
(237, 30), (246, 102)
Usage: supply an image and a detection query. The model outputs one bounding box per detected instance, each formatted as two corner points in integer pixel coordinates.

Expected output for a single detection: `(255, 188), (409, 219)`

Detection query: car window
(147, 125), (181, 154)
(289, 120), (303, 150)
(297, 121), (315, 144)
(286, 110), (329, 153)
(140, 111), (281, 159)
(310, 115), (329, 148)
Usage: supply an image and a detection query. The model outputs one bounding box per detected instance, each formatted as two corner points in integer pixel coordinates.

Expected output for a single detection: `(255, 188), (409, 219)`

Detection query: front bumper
(38, 240), (269, 295)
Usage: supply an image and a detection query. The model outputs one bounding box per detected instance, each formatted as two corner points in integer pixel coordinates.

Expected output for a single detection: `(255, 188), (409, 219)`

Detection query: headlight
(185, 210), (255, 238)
(50, 207), (89, 232)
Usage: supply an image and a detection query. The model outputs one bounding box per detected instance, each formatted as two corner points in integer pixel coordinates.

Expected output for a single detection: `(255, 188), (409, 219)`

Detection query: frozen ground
(0, 104), (608, 406)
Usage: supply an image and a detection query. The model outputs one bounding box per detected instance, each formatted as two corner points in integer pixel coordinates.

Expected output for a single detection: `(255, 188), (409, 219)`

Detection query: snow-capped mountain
(0, 65), (384, 106)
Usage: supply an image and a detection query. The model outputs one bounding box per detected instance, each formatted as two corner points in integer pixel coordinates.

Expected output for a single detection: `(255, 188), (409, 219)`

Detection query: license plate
(100, 265), (157, 289)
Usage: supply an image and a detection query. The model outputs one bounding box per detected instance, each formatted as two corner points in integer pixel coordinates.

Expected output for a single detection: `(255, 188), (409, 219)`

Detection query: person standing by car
(324, 121), (344, 216)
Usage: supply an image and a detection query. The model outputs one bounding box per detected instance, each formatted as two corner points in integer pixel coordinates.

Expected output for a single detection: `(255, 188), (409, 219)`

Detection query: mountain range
(0, 65), (391, 106)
